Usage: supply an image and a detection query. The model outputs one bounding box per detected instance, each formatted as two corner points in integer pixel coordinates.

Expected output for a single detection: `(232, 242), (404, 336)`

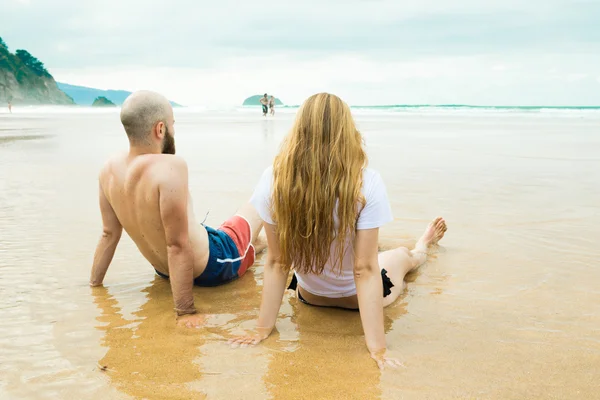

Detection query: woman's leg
(379, 217), (447, 307)
(294, 217), (447, 309)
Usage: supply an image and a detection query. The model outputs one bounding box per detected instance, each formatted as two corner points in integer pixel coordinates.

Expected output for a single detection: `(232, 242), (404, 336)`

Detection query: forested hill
(0, 37), (74, 105)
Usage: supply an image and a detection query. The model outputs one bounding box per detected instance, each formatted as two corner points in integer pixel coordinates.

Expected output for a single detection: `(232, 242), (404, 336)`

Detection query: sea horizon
(3, 103), (600, 117)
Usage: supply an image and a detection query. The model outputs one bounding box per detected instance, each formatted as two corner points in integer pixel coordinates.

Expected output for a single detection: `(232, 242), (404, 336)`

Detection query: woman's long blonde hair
(272, 93), (367, 274)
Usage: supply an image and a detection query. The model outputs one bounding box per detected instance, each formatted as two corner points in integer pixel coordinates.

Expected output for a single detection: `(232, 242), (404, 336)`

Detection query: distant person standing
(8, 101), (12, 113)
(269, 96), (275, 116)
(259, 94), (269, 117)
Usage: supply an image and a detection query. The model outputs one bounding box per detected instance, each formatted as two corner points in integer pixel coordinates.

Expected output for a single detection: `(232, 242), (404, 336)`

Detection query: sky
(1, 0), (600, 106)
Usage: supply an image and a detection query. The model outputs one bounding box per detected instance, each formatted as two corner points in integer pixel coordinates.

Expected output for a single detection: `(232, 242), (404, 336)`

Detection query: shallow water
(0, 110), (599, 399)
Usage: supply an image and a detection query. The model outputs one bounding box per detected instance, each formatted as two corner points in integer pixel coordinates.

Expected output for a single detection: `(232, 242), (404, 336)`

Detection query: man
(8, 101), (12, 113)
(259, 93), (269, 117)
(90, 90), (265, 327)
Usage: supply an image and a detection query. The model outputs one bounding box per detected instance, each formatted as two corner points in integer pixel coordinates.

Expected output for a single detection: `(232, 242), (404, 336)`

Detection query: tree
(0, 37), (7, 51)
(92, 96), (116, 107)
(15, 49), (50, 77)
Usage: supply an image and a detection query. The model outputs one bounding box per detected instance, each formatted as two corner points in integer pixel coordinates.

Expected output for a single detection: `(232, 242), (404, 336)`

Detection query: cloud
(1, 0), (600, 105)
(2, 0), (599, 67)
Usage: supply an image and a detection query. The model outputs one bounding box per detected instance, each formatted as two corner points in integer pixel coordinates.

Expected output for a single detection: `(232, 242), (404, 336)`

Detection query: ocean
(0, 107), (598, 399)
(5, 104), (600, 116)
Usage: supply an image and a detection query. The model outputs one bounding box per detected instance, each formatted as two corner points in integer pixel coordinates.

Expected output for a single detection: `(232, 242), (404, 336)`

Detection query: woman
(268, 95), (275, 116)
(230, 93), (447, 369)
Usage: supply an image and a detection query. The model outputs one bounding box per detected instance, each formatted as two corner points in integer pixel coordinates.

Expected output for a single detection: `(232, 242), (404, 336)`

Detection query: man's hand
(369, 348), (406, 370)
(176, 313), (207, 329)
(228, 326), (273, 348)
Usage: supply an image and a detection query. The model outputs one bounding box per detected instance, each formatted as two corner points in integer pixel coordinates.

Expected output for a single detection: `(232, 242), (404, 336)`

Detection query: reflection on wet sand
(92, 258), (273, 399)
(92, 278), (207, 399)
(262, 279), (408, 400)
(191, 262), (273, 399)
(261, 236), (441, 399)
(90, 229), (441, 399)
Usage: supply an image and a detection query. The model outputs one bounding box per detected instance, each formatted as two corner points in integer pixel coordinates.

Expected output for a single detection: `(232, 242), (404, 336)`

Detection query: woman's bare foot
(419, 217), (447, 247)
(410, 217), (447, 264)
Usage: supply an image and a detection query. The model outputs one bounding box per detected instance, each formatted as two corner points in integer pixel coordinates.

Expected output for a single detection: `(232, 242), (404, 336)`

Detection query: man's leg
(234, 202), (266, 253)
(379, 217), (447, 307)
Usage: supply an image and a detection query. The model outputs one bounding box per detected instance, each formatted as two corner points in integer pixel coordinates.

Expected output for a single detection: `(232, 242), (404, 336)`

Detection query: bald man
(90, 91), (264, 327)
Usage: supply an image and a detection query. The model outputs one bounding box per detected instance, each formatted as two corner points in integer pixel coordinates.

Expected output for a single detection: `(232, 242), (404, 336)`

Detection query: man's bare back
(99, 153), (210, 277)
(90, 90), (264, 327)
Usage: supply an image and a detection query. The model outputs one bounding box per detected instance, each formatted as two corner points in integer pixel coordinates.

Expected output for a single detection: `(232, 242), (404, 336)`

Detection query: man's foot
(417, 217), (447, 248)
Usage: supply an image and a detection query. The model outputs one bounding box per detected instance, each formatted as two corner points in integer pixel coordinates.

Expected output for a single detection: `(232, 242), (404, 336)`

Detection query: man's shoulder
(152, 154), (187, 172)
(129, 153), (188, 173)
(99, 152), (126, 179)
(150, 155), (188, 188)
(100, 153), (187, 184)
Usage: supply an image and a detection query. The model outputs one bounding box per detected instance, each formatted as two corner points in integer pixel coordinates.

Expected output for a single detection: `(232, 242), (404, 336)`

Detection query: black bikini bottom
(286, 269), (394, 311)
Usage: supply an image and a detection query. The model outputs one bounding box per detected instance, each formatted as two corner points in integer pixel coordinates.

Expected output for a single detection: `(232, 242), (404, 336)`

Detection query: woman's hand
(369, 348), (405, 370)
(228, 326), (273, 348)
(229, 223), (289, 348)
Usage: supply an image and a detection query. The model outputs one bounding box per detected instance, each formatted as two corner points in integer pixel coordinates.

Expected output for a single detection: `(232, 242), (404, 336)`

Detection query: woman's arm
(354, 228), (402, 369)
(354, 228), (386, 350)
(230, 222), (290, 346)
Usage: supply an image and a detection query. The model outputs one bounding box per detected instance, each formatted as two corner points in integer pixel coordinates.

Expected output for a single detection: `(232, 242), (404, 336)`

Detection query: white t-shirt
(250, 166), (393, 297)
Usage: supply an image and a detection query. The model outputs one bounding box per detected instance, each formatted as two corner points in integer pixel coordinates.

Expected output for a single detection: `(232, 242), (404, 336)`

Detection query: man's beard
(162, 127), (176, 155)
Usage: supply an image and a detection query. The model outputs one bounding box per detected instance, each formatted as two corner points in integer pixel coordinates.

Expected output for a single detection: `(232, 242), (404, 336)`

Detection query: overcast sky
(2, 0), (599, 106)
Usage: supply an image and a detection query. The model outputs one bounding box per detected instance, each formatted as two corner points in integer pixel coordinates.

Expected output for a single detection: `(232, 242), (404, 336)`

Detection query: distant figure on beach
(259, 93), (269, 117)
(269, 96), (275, 116)
(230, 93), (447, 369)
(89, 90), (265, 327)
(8, 101), (12, 113)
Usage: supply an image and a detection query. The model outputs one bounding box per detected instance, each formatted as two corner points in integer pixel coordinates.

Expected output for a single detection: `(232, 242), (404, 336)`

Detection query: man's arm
(158, 158), (196, 316)
(90, 181), (123, 286)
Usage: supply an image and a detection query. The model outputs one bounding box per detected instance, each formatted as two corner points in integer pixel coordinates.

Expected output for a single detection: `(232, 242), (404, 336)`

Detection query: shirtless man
(259, 94), (269, 117)
(90, 90), (264, 327)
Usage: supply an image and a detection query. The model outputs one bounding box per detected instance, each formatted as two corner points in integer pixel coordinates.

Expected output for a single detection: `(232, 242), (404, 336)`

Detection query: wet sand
(0, 110), (599, 399)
